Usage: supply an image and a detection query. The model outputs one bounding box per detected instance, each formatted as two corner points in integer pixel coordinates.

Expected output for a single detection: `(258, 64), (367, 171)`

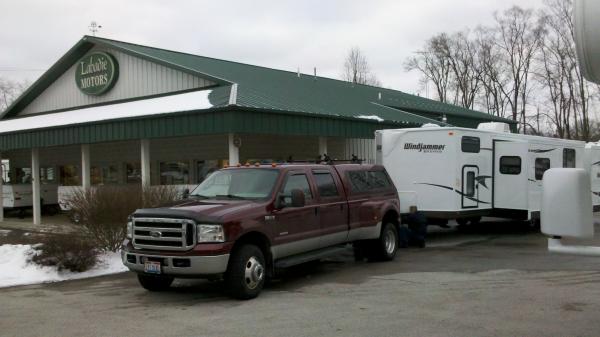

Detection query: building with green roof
(0, 35), (514, 224)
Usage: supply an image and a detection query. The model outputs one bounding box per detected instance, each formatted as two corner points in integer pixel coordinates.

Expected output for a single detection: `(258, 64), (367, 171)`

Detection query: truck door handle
(314, 207), (318, 216)
(340, 204), (344, 211)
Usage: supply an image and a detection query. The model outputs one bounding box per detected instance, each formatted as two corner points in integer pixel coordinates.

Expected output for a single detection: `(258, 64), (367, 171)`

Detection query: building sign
(75, 52), (119, 95)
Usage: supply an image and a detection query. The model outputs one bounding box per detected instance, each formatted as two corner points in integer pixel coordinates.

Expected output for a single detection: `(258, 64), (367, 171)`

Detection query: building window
(499, 156), (521, 175)
(160, 161), (189, 185)
(313, 171), (339, 197)
(59, 165), (81, 186)
(563, 148), (576, 168)
(461, 136), (480, 153)
(14, 167), (55, 184)
(126, 162), (141, 184)
(15, 168), (32, 184)
(535, 158), (551, 180)
(91, 165), (119, 185)
(40, 167), (56, 184)
(196, 160), (222, 184)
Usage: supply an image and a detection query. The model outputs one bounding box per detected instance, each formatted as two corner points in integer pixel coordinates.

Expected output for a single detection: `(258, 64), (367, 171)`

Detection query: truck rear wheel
(137, 274), (174, 291)
(225, 244), (266, 300)
(367, 222), (399, 261)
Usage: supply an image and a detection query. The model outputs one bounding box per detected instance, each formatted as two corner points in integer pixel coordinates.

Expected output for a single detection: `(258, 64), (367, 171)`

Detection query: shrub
(65, 185), (181, 252)
(31, 234), (99, 272)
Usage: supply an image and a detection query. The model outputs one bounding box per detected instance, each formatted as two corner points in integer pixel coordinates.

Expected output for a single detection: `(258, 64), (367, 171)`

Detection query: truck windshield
(190, 169), (279, 199)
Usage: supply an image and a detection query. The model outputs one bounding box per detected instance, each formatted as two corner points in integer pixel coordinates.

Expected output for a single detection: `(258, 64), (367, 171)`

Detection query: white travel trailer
(585, 142), (600, 209)
(376, 123), (597, 225)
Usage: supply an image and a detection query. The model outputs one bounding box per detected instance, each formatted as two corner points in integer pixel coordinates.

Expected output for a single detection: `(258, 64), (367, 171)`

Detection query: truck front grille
(132, 218), (196, 251)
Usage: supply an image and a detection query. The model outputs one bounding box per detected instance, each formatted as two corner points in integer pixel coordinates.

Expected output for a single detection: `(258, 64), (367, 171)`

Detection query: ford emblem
(150, 231), (162, 238)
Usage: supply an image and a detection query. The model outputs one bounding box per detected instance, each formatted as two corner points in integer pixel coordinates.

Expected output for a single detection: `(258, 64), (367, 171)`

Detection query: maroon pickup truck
(122, 163), (401, 299)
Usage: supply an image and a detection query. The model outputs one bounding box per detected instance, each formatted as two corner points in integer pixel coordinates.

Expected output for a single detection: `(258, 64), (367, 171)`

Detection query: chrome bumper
(121, 250), (230, 276)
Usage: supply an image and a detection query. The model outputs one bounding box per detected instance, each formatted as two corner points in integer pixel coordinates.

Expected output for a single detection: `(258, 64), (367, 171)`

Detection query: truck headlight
(197, 224), (225, 243)
(126, 220), (133, 239)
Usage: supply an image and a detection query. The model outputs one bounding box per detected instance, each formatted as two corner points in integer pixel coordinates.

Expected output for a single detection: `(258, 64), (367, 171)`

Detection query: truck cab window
(499, 156), (521, 175)
(313, 171), (339, 197)
(535, 158), (551, 180)
(282, 174), (313, 203)
(461, 136), (480, 153)
(563, 148), (576, 168)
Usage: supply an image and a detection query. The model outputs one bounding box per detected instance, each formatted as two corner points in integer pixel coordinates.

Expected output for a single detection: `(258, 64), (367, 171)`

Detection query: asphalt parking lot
(2, 217), (600, 337)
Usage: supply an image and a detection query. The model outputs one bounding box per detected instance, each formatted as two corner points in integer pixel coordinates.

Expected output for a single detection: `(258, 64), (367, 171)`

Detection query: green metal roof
(0, 36), (517, 150)
(2, 35), (514, 127)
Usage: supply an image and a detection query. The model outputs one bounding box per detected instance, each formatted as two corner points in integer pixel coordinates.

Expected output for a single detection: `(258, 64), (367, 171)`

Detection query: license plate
(144, 261), (161, 274)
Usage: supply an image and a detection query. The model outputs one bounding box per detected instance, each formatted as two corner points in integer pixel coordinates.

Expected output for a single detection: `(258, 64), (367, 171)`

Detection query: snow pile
(356, 115), (384, 122)
(0, 244), (127, 288)
(0, 89), (214, 134)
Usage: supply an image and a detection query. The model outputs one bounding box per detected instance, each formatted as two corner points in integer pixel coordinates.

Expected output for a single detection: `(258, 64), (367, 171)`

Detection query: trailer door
(493, 141), (528, 210)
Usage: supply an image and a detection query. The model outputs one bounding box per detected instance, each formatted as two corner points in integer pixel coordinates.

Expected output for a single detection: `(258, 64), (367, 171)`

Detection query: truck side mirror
(274, 193), (286, 209)
(290, 189), (305, 208)
(182, 188), (190, 199)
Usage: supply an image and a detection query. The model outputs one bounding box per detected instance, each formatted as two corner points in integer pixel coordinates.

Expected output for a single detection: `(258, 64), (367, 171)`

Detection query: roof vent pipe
(442, 114), (447, 123)
(378, 92), (382, 100)
(297, 67), (300, 78)
(314, 67), (317, 81)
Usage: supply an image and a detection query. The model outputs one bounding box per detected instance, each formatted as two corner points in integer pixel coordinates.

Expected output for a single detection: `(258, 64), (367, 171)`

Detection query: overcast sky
(1, 0), (544, 97)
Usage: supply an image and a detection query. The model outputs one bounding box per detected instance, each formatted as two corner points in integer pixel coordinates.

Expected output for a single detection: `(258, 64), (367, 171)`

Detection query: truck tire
(137, 274), (174, 291)
(367, 222), (399, 261)
(225, 244), (266, 300)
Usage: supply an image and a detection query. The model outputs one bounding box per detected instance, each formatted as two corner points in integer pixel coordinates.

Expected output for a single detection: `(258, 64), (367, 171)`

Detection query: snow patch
(0, 244), (127, 288)
(0, 229), (11, 237)
(0, 89), (214, 134)
(356, 115), (384, 122)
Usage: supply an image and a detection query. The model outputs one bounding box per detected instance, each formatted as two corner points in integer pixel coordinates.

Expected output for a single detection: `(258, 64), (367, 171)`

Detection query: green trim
(0, 108), (405, 151)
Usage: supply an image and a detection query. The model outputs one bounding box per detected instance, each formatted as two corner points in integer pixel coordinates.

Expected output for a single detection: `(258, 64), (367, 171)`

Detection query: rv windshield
(190, 169), (279, 199)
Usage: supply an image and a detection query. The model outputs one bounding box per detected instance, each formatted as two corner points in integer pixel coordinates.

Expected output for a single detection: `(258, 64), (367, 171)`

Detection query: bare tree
(0, 77), (27, 113)
(493, 6), (545, 133)
(475, 26), (510, 117)
(404, 33), (452, 103)
(342, 47), (381, 86)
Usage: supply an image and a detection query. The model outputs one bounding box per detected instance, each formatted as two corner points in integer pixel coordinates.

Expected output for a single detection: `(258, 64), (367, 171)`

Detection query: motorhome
(376, 123), (598, 226)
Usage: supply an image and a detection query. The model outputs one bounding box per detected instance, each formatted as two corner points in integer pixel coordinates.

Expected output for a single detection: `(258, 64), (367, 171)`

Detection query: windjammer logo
(404, 142), (446, 153)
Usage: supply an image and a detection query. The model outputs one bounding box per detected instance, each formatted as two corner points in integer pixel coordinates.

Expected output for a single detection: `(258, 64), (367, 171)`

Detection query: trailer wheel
(137, 274), (174, 291)
(367, 222), (399, 261)
(225, 244), (266, 300)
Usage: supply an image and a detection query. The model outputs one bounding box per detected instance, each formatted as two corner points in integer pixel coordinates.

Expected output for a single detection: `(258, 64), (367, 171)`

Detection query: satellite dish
(574, 0), (600, 84)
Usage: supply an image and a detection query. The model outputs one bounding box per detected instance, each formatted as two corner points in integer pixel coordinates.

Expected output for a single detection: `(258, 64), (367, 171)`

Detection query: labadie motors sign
(75, 52), (119, 95)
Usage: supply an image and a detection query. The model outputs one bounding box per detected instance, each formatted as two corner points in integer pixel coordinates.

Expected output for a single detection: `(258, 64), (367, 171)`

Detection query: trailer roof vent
(421, 123), (441, 128)
(477, 122), (511, 133)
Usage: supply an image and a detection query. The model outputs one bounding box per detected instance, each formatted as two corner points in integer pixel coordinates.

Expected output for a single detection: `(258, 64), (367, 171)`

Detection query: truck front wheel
(225, 244), (266, 300)
(137, 274), (174, 291)
(367, 222), (399, 261)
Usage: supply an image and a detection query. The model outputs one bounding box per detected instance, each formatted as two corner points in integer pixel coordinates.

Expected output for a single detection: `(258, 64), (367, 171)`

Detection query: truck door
(493, 141), (529, 210)
(272, 171), (321, 258)
(461, 165), (478, 208)
(311, 169), (348, 248)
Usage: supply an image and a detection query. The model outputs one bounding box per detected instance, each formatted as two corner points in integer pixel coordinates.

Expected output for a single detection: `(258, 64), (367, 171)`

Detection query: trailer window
(499, 156), (521, 175)
(466, 171), (475, 197)
(563, 148), (576, 168)
(461, 136), (480, 153)
(535, 158), (551, 180)
(313, 171), (339, 197)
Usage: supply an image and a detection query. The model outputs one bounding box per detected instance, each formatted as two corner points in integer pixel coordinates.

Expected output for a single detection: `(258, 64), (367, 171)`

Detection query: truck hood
(132, 199), (260, 223)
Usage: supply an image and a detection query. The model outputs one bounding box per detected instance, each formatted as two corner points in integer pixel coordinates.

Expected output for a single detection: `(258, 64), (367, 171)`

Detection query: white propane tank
(541, 168), (593, 238)
(477, 122), (511, 133)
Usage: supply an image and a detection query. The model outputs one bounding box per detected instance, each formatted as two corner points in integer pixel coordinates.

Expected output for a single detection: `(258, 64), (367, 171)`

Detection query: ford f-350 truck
(122, 163), (401, 299)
